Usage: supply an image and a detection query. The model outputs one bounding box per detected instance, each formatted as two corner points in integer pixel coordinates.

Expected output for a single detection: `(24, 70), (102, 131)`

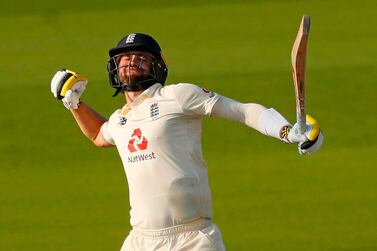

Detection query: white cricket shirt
(101, 83), (220, 229)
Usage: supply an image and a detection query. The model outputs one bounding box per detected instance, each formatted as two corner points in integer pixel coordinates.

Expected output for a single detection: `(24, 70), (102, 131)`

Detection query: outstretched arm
(211, 96), (288, 139)
(211, 95), (323, 155)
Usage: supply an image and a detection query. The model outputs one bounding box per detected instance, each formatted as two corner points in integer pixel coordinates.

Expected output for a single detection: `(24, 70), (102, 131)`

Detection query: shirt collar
(139, 83), (162, 98)
(122, 83), (162, 112)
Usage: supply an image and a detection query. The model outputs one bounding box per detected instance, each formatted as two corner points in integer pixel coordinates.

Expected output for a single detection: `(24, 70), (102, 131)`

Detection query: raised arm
(50, 69), (113, 147)
(70, 102), (112, 147)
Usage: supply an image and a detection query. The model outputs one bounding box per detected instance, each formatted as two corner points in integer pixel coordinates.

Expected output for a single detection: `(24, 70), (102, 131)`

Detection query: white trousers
(120, 219), (226, 251)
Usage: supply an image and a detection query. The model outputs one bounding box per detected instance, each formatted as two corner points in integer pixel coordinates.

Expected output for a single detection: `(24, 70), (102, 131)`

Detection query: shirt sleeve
(171, 83), (220, 116)
(211, 95), (267, 130)
(211, 96), (291, 140)
(100, 121), (115, 145)
(99, 109), (122, 145)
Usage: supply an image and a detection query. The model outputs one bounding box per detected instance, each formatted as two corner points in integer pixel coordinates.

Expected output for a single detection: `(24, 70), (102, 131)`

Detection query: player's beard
(119, 65), (151, 85)
(126, 73), (150, 84)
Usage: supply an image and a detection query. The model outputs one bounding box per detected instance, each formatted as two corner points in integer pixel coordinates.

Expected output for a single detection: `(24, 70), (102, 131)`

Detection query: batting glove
(287, 114), (324, 155)
(51, 69), (88, 110)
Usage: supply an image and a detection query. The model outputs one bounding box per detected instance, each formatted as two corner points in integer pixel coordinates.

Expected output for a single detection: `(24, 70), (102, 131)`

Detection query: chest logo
(128, 128), (148, 153)
(149, 102), (159, 119)
(117, 117), (127, 126)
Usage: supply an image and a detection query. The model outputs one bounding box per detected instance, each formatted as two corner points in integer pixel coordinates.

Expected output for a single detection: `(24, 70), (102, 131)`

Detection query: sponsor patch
(128, 128), (148, 153)
(128, 152), (156, 163)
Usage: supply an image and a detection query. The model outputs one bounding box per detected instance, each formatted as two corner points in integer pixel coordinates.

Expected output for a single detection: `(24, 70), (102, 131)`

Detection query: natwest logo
(128, 128), (148, 153)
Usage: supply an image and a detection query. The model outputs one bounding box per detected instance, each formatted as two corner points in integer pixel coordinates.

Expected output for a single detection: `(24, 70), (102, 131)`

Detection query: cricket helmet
(107, 33), (168, 96)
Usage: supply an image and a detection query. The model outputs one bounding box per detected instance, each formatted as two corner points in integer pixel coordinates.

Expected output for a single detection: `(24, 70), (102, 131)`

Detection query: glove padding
(51, 69), (87, 110)
(287, 114), (323, 155)
(298, 131), (323, 155)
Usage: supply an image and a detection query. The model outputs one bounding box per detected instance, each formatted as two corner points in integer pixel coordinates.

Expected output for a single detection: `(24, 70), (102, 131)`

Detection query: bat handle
(297, 112), (306, 135)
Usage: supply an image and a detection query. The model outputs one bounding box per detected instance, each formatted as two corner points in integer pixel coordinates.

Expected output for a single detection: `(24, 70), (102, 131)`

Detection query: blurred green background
(1, 0), (376, 250)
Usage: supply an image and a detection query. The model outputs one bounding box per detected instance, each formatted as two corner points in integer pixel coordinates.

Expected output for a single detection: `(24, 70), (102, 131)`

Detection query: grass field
(1, 0), (377, 250)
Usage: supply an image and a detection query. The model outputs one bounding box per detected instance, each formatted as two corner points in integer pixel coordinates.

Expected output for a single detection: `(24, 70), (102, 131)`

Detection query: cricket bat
(291, 15), (311, 135)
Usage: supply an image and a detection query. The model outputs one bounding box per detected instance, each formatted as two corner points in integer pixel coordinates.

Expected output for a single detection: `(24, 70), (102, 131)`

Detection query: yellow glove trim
(60, 70), (87, 97)
(306, 114), (320, 141)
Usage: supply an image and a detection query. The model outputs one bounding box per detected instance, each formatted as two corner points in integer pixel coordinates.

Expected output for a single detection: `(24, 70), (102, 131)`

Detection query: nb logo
(117, 117), (127, 126)
(126, 34), (136, 44)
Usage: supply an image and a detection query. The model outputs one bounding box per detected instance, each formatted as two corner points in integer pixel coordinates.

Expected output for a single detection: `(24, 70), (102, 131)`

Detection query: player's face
(117, 51), (154, 84)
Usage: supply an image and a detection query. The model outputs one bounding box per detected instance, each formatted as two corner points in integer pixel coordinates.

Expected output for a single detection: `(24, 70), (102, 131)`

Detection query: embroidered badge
(149, 102), (159, 120)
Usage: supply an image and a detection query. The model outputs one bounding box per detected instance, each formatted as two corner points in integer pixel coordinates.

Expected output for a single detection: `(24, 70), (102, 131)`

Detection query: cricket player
(50, 33), (323, 251)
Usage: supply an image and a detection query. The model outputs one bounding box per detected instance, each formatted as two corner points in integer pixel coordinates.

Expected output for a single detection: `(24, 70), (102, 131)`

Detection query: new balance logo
(117, 117), (127, 126)
(126, 34), (136, 43)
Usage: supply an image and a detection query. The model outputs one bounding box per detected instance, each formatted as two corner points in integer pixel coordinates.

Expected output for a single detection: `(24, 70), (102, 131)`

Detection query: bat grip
(297, 113), (306, 135)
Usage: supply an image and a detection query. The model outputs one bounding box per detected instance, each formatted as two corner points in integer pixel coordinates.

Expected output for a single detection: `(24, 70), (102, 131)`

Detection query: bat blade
(291, 15), (310, 135)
